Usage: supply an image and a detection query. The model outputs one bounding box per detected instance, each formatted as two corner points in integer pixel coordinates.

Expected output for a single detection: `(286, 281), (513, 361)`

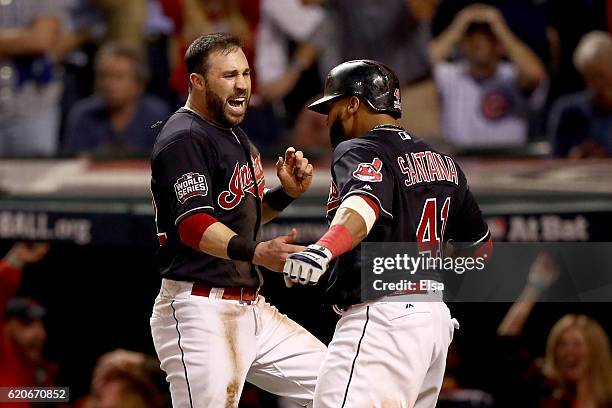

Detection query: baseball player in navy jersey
(149, 33), (326, 407)
(284, 60), (493, 407)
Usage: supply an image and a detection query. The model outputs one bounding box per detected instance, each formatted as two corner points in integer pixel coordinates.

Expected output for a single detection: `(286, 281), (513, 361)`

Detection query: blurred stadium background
(1, 0), (611, 407)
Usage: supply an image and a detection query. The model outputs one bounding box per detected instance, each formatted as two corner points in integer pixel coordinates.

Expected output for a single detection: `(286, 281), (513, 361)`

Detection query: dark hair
(465, 22), (494, 37)
(95, 42), (150, 84)
(185, 32), (242, 77)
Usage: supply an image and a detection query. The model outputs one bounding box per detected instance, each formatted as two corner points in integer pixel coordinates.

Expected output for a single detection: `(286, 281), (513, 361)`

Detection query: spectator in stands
(63, 43), (170, 157)
(496, 255), (612, 407)
(247, 0), (323, 150)
(431, 0), (552, 68)
(0, 243), (53, 394)
(429, 4), (547, 148)
(0, 0), (66, 157)
(548, 31), (612, 158)
(255, 0), (323, 104)
(437, 343), (495, 408)
(96, 0), (146, 49)
(308, 0), (433, 89)
(168, 0), (254, 100)
(307, 0), (440, 139)
(77, 349), (169, 408)
(545, 0), (611, 103)
(541, 314), (612, 407)
(145, 0), (179, 109)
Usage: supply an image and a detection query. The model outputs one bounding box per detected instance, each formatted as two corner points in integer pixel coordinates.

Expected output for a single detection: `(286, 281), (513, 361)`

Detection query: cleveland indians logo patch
(174, 172), (208, 204)
(352, 158), (383, 182)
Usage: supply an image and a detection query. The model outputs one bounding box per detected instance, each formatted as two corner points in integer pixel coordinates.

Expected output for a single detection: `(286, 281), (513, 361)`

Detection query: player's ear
(189, 73), (205, 91)
(347, 96), (360, 116)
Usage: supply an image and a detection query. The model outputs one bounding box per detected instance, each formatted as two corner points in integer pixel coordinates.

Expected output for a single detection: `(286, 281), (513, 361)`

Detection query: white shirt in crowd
(255, 0), (324, 86)
(434, 61), (547, 147)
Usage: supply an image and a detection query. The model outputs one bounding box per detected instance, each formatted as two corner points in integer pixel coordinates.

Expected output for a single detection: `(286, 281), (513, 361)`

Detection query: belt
(334, 288), (431, 313)
(191, 283), (259, 304)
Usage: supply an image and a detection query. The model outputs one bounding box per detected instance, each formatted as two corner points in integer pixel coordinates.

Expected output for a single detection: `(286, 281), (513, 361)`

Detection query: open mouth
(227, 97), (246, 109)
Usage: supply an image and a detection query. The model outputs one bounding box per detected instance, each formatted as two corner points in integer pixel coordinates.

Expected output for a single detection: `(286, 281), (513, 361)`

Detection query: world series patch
(175, 172), (208, 204)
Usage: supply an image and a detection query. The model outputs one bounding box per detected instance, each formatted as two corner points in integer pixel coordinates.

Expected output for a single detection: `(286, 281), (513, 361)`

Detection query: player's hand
(253, 229), (306, 272)
(283, 244), (332, 286)
(276, 147), (314, 198)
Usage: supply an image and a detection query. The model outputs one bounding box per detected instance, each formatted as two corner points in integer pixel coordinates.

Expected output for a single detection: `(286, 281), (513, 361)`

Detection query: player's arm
(261, 147), (313, 224)
(158, 136), (304, 271)
(283, 194), (379, 285)
(178, 213), (304, 272)
(283, 146), (391, 285)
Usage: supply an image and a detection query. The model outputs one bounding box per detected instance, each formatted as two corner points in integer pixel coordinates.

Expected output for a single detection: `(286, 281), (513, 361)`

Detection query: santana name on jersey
(397, 150), (458, 187)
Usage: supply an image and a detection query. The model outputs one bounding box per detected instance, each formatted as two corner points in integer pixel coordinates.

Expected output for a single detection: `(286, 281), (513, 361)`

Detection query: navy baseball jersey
(150, 108), (265, 287)
(325, 125), (489, 305)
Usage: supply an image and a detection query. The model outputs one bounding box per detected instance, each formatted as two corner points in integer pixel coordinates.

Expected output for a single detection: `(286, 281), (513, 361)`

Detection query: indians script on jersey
(218, 154), (266, 210)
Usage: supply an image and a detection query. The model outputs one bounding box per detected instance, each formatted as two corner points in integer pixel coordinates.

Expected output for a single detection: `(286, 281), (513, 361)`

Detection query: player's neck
(361, 114), (402, 134)
(185, 95), (215, 124)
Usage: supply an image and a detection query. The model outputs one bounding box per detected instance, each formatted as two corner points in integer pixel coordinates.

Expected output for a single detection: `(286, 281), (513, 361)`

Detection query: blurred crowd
(0, 0), (611, 159)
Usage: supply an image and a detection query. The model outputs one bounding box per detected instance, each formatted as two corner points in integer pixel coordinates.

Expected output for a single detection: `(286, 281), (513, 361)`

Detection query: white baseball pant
(150, 279), (327, 407)
(314, 297), (457, 408)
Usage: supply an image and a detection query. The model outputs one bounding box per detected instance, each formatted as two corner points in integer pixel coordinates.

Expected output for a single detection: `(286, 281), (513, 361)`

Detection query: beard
(329, 118), (346, 149)
(204, 86), (247, 127)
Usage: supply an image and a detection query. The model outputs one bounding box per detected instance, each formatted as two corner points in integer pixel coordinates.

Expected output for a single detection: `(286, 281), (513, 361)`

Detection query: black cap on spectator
(5, 298), (46, 320)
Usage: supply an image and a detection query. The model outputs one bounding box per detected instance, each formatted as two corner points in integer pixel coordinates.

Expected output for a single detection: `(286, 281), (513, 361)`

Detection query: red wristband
(178, 213), (219, 250)
(316, 224), (353, 259)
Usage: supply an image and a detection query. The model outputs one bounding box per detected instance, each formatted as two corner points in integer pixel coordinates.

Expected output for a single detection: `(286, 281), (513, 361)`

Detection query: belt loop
(210, 288), (223, 299)
(239, 287), (252, 305)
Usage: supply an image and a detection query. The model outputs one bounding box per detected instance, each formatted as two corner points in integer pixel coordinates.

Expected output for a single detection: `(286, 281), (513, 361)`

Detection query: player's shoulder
(152, 109), (217, 158)
(332, 136), (381, 163)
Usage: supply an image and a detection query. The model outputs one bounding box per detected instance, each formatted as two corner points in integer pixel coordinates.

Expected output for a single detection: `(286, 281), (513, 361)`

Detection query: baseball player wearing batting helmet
(284, 60), (492, 407)
(149, 33), (326, 407)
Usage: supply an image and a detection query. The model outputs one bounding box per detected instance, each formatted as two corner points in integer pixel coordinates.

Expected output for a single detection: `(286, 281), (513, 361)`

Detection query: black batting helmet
(308, 60), (402, 118)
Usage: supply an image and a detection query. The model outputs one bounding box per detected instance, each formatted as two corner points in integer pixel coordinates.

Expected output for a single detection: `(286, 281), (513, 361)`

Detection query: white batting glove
(283, 244), (332, 286)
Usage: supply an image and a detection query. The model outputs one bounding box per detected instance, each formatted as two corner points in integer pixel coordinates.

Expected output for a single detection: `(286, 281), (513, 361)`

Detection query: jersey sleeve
(445, 169), (489, 244)
(153, 135), (216, 226)
(332, 146), (394, 219)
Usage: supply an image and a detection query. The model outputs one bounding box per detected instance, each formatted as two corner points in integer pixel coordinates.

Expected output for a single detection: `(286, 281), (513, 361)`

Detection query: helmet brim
(307, 94), (343, 115)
